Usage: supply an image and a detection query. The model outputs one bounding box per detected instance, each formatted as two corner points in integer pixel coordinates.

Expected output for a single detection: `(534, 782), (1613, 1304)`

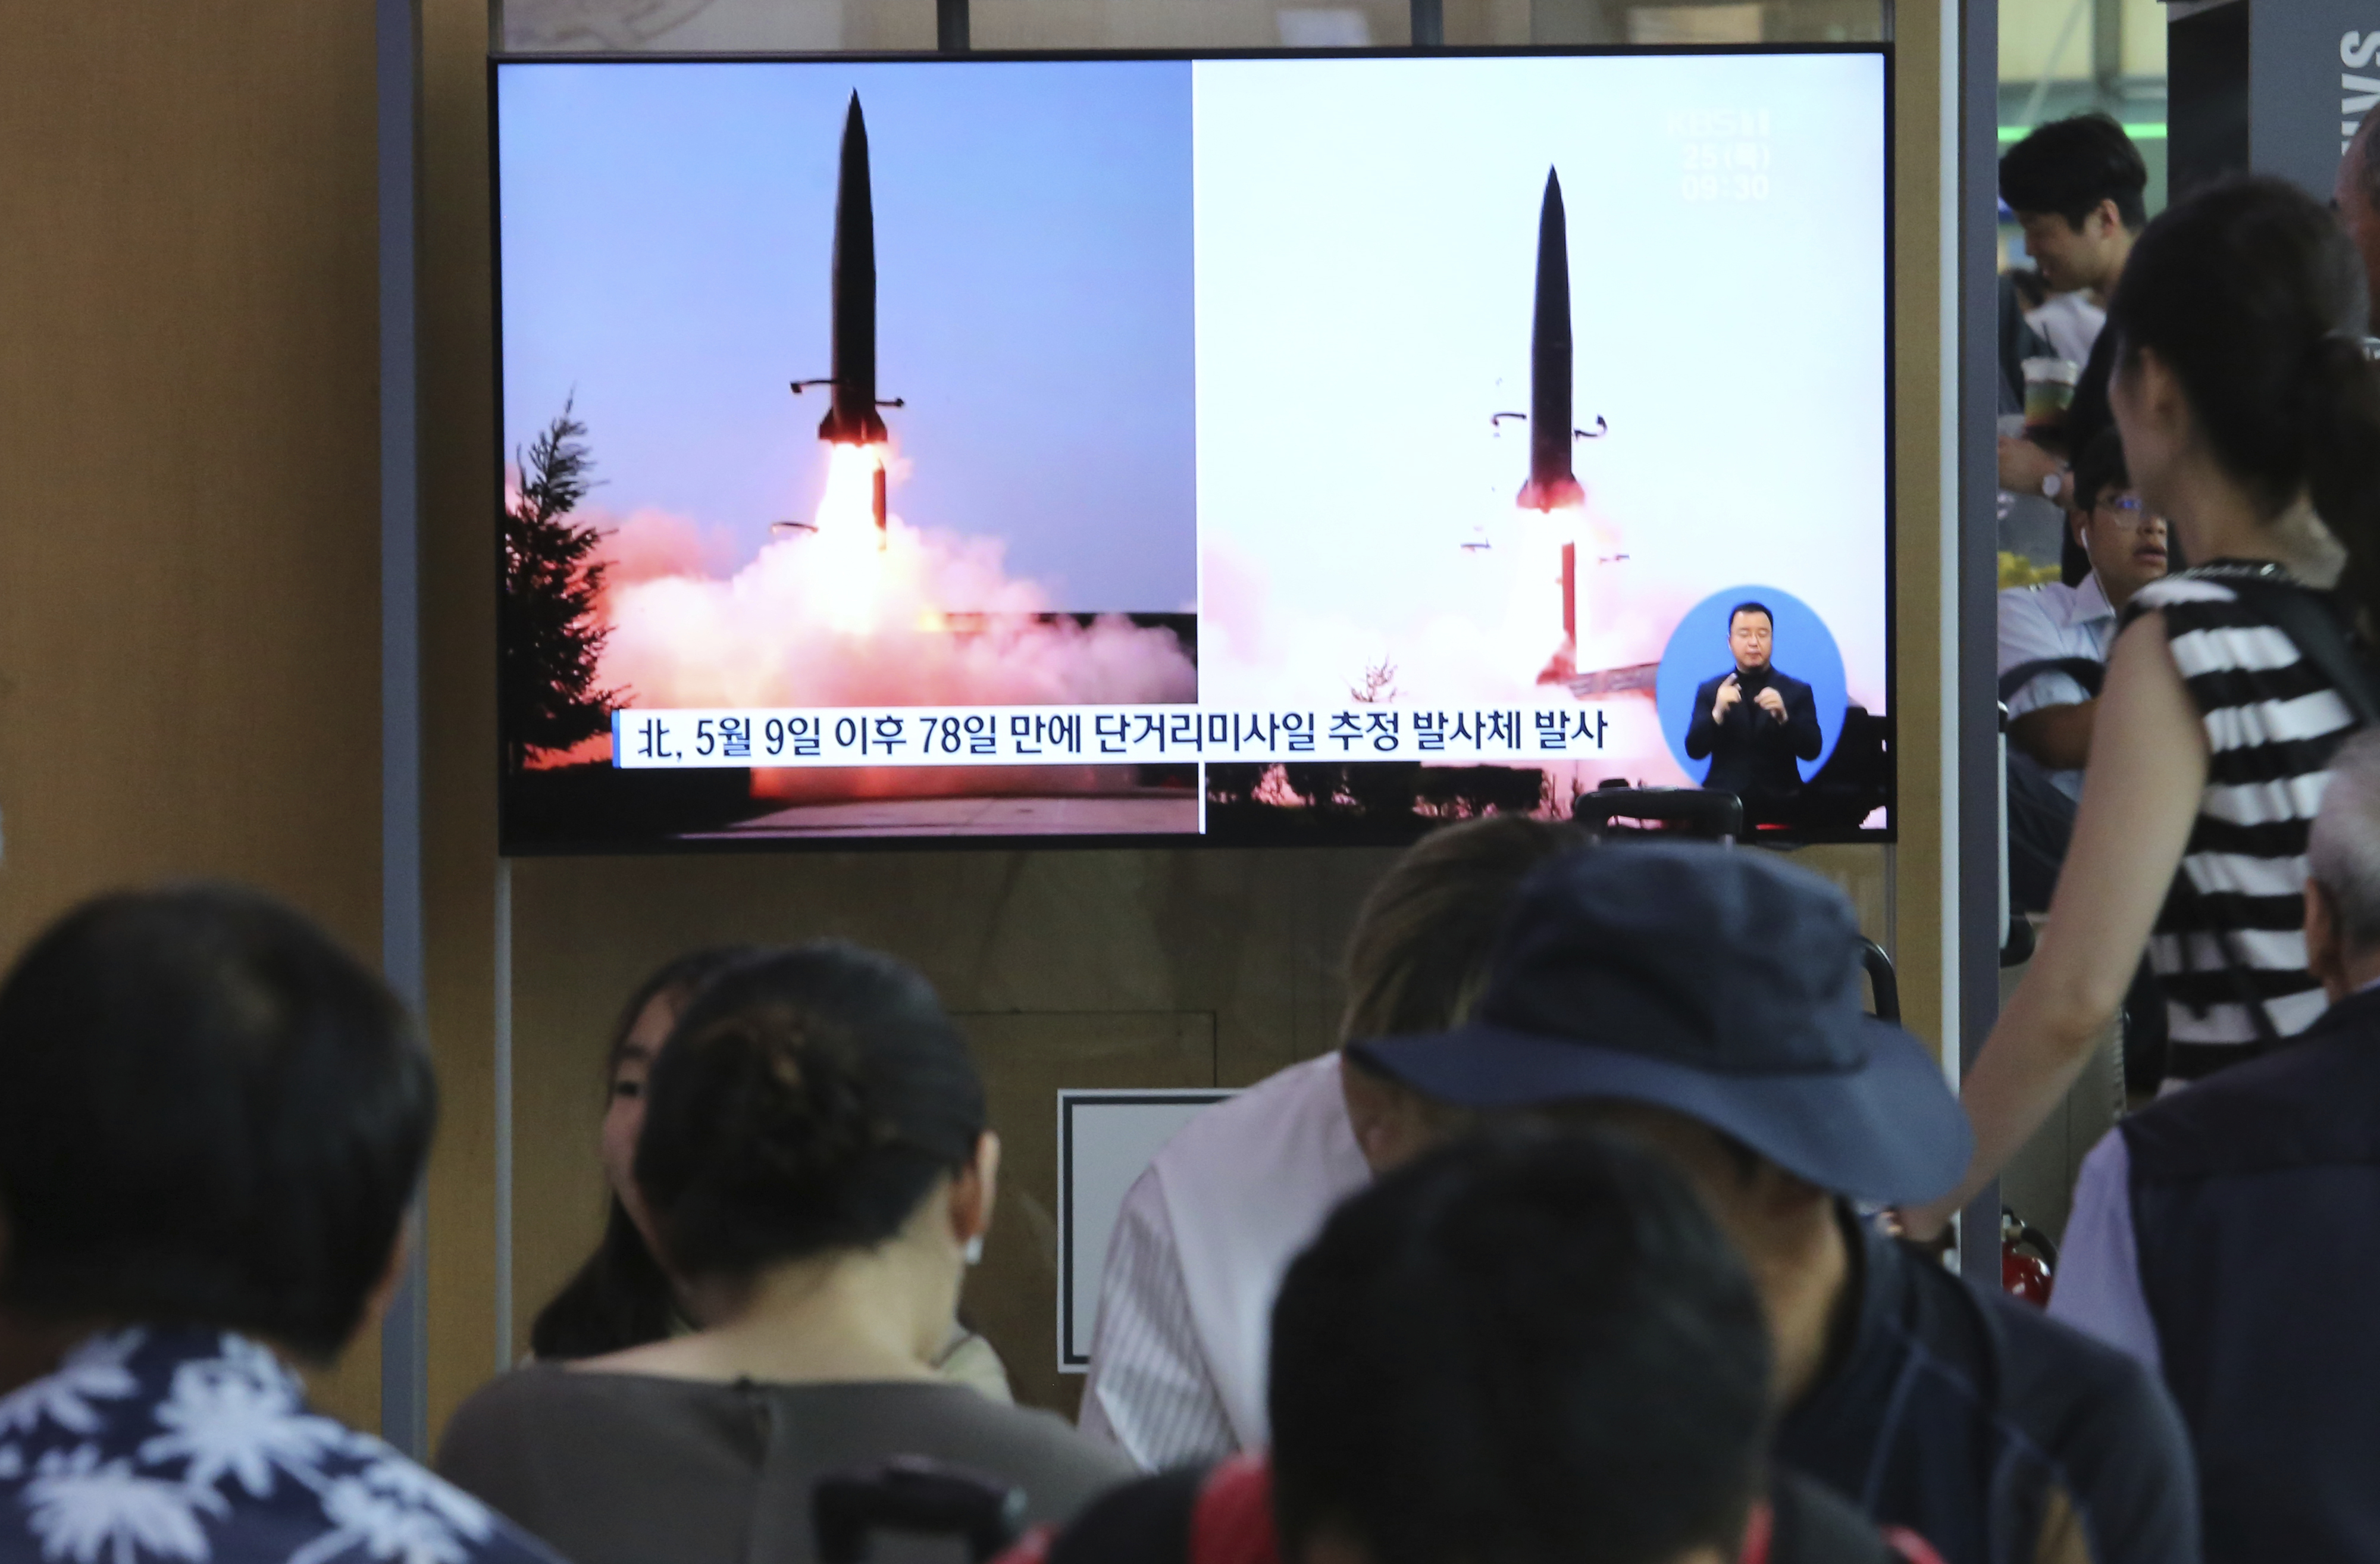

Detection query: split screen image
(496, 51), (1889, 847)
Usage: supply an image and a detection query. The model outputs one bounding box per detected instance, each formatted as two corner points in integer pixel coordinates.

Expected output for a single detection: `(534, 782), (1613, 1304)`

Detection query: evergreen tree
(502, 399), (619, 771)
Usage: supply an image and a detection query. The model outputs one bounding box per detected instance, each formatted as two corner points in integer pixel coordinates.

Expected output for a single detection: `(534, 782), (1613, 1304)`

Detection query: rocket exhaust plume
(1507, 168), (1604, 514)
(793, 92), (903, 539)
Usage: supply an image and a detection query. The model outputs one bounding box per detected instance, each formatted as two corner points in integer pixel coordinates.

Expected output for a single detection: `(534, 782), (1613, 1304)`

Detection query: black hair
(1999, 112), (2149, 232)
(0, 884), (434, 1362)
(529, 944), (769, 1360)
(2106, 177), (2380, 628)
(1268, 1128), (1771, 1564)
(636, 941), (985, 1279)
(2070, 426), (2132, 517)
(1727, 600), (1773, 630)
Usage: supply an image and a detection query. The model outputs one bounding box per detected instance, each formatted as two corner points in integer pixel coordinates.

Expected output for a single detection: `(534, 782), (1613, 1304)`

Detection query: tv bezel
(488, 42), (1897, 856)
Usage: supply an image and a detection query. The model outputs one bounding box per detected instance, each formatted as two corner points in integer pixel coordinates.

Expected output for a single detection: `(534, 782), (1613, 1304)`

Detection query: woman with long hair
(1911, 177), (2380, 1234)
(529, 946), (762, 1360)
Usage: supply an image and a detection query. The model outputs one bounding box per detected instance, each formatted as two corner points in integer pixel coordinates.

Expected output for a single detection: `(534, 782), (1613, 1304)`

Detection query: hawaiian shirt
(0, 1326), (564, 1564)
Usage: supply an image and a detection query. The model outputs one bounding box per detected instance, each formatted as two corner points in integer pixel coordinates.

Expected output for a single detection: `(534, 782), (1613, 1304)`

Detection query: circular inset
(1655, 586), (1849, 787)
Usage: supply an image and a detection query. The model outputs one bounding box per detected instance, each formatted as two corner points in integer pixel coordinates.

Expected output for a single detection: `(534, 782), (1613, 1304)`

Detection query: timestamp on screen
(1682, 171), (1771, 202)
(1678, 132), (1773, 202)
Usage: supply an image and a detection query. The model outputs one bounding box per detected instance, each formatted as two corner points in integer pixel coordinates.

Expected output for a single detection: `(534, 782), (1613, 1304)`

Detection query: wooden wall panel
(419, 0), (509, 1437)
(1891, 5), (1954, 1058)
(0, 2), (385, 1427)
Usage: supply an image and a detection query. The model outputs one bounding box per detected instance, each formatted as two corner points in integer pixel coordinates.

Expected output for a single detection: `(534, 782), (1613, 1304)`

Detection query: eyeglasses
(2092, 493), (2153, 520)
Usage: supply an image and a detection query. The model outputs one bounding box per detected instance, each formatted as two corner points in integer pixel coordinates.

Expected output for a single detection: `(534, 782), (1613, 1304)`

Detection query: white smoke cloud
(591, 502), (1197, 714)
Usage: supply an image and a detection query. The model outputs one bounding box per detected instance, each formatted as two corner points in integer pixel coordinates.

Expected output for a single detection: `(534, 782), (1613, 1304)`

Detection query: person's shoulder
(1997, 578), (2075, 618)
(327, 1427), (569, 1563)
(942, 1386), (1139, 1472)
(440, 1362), (637, 1466)
(1892, 1241), (2172, 1434)
(801, 1383), (1139, 1514)
(2128, 573), (2240, 615)
(2125, 993), (2380, 1181)
(371, 1446), (568, 1563)
(1974, 1282), (2185, 1450)
(446, 1361), (584, 1425)
(1151, 1053), (1341, 1174)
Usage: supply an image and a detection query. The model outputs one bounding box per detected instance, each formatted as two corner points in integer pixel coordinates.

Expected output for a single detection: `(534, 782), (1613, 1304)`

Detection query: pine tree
(502, 399), (620, 771)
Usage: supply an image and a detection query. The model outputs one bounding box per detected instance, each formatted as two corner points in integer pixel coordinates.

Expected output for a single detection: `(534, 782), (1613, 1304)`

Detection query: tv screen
(494, 48), (1890, 851)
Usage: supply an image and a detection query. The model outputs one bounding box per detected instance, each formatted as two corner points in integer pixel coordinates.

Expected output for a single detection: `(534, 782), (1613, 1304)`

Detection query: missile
(1511, 168), (1601, 513)
(793, 92), (903, 533)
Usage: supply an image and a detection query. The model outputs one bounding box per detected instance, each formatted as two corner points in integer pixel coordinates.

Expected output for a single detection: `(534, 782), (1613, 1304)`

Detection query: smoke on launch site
(589, 506), (1197, 712)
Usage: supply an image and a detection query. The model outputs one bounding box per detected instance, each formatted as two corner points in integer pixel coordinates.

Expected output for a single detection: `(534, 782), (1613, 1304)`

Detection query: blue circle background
(1655, 586), (1849, 785)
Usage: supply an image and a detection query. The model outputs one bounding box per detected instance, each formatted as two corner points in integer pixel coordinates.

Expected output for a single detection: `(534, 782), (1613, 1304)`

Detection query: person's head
(532, 944), (769, 1359)
(2336, 109), (2380, 318)
(1269, 1128), (1771, 1564)
(2068, 427), (2169, 609)
(2107, 178), (2380, 623)
(600, 946), (770, 1254)
(1725, 602), (1773, 673)
(0, 884), (433, 1363)
(1348, 844), (1969, 1399)
(635, 941), (994, 1352)
(1337, 815), (1592, 1174)
(2305, 731), (2380, 999)
(1999, 113), (2148, 296)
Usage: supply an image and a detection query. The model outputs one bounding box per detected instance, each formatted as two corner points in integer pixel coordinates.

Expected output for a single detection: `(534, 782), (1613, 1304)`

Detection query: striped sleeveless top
(2131, 565), (2361, 1083)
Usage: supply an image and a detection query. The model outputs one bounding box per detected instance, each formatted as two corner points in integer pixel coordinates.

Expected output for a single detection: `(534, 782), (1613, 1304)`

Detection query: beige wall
(0, 4), (386, 1427)
(1892, 10), (1954, 1056)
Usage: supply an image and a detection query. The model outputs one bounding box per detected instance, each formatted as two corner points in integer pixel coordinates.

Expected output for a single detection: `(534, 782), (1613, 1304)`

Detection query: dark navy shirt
(0, 1325), (562, 1564)
(1776, 1216), (2199, 1564)
(2120, 985), (2380, 1564)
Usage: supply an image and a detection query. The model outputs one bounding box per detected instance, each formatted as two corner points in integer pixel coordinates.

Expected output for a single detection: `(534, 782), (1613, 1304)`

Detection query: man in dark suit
(1684, 600), (1822, 805)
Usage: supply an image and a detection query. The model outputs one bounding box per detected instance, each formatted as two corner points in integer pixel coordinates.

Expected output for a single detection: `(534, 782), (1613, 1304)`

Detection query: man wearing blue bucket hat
(1349, 843), (2197, 1564)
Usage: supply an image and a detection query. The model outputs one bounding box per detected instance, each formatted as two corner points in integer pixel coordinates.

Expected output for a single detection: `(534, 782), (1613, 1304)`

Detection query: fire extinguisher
(2001, 1208), (2057, 1306)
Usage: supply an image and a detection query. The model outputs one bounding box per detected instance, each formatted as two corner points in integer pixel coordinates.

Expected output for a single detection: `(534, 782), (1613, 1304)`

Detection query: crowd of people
(6, 114), (2380, 1564)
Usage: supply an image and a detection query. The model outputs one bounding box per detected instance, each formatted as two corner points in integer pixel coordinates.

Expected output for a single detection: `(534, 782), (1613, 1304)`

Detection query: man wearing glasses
(1998, 427), (2171, 911)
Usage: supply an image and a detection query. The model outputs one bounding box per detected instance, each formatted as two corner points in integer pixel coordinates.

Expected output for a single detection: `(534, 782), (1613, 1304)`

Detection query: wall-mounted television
(493, 46), (1890, 851)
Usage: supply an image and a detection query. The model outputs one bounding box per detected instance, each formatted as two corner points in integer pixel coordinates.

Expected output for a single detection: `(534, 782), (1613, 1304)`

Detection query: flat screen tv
(494, 47), (1891, 851)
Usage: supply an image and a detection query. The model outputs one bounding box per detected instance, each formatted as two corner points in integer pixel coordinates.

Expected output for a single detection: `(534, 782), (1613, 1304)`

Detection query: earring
(963, 1235), (985, 1266)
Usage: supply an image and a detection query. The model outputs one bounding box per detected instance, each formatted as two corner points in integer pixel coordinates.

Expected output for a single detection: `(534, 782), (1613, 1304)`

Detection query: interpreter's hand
(1753, 686), (1788, 723)
(1712, 675), (1742, 722)
(1997, 434), (2068, 503)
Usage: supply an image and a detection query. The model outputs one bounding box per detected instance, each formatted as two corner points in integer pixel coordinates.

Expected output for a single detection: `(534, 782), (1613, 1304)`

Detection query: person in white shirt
(1999, 428), (2169, 911)
(1075, 815), (1587, 1470)
(2009, 265), (2106, 371)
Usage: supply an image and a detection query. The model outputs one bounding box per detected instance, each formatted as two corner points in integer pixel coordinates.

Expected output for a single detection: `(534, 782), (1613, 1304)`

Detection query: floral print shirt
(0, 1326), (563, 1564)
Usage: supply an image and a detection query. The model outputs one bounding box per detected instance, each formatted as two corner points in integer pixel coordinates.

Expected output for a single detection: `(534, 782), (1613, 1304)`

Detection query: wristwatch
(2041, 470), (2065, 501)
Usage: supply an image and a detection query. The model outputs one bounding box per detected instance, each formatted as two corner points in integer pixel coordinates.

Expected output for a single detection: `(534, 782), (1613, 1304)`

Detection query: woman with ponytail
(439, 943), (1132, 1563)
(1909, 178), (2380, 1237)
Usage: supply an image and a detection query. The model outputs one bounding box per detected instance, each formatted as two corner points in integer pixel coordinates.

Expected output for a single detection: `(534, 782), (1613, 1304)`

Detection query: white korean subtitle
(610, 705), (1612, 769)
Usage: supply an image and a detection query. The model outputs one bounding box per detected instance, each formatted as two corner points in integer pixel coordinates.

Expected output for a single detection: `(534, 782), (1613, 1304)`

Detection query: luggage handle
(813, 1457), (1028, 1564)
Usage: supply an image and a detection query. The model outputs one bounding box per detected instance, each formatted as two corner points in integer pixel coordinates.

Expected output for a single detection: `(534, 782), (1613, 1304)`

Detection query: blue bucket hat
(1349, 842), (1971, 1206)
